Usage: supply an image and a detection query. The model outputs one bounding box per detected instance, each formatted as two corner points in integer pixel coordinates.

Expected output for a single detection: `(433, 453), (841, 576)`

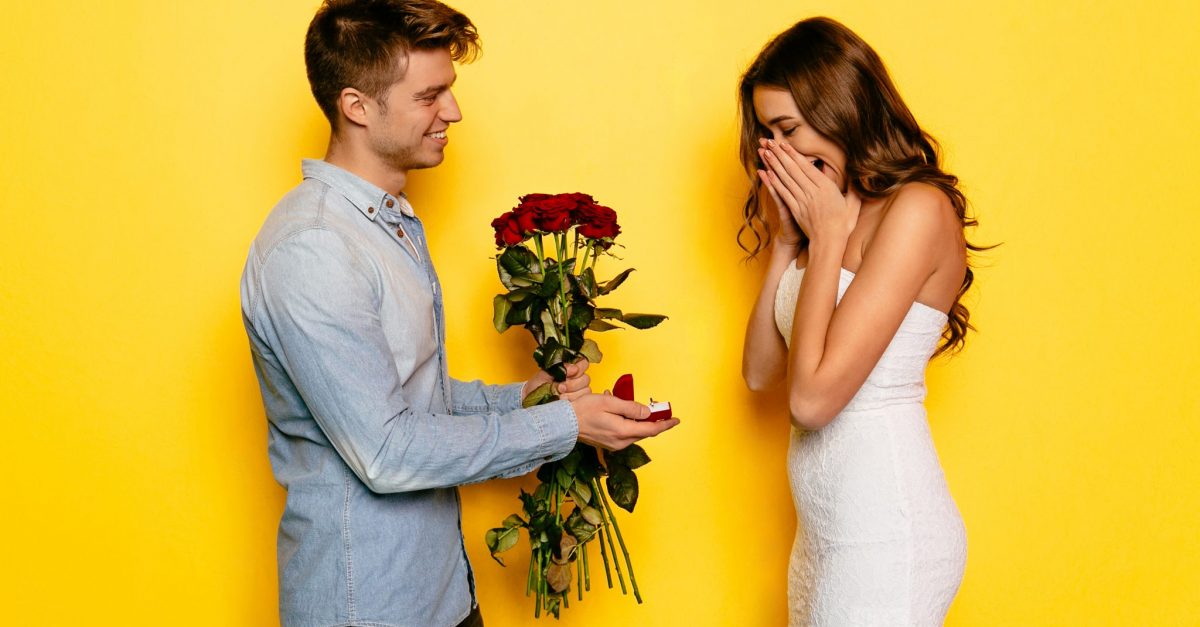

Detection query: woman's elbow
(742, 363), (782, 393)
(788, 394), (837, 430)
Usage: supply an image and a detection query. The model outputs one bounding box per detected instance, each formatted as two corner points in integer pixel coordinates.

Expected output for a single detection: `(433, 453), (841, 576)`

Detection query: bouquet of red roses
(485, 193), (666, 619)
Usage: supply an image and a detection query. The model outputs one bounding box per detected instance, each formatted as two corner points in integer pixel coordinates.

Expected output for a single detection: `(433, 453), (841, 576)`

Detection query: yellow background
(3, 1), (1198, 624)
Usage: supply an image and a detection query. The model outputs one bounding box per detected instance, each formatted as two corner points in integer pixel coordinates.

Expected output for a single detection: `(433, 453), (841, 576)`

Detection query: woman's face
(752, 86), (847, 191)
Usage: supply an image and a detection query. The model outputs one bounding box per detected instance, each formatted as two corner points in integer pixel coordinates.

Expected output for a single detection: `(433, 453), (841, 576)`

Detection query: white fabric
(775, 264), (967, 626)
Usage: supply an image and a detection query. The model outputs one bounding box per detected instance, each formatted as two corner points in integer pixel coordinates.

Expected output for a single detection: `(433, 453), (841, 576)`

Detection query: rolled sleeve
(450, 379), (527, 415)
(487, 399), (580, 480)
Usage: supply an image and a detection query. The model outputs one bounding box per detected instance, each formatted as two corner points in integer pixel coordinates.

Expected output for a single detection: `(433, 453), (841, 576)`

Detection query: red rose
(518, 193), (576, 233)
(512, 203), (539, 233)
(490, 211), (525, 247)
(575, 202), (621, 243)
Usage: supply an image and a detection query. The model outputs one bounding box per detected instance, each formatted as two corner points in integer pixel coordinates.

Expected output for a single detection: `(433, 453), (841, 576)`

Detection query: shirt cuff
(498, 381), (526, 414)
(525, 399), (579, 462)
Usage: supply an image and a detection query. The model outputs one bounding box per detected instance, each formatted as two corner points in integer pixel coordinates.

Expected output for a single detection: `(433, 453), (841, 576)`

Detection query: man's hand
(571, 392), (680, 451)
(523, 358), (591, 402)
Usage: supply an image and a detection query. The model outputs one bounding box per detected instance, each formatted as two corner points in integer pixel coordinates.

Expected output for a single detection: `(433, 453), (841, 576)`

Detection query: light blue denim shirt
(240, 159), (579, 627)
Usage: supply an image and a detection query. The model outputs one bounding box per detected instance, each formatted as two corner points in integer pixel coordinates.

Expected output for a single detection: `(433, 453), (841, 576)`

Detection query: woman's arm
(742, 241), (801, 391)
(760, 140), (953, 429)
(787, 187), (946, 428)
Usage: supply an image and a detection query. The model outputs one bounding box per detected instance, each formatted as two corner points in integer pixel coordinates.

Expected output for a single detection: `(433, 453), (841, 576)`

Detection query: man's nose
(439, 91), (462, 123)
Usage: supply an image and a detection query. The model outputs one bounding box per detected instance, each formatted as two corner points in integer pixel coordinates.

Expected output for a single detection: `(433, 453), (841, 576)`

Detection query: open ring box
(613, 373), (673, 422)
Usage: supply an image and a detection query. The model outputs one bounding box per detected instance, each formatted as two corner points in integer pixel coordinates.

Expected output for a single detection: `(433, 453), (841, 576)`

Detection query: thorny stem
(592, 478), (627, 595)
(582, 537), (591, 591)
(597, 526), (613, 589)
(526, 548), (536, 596)
(554, 233), (570, 338)
(596, 477), (642, 603)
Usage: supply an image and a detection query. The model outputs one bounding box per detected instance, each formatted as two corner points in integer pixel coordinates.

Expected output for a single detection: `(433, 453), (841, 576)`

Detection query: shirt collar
(301, 159), (415, 221)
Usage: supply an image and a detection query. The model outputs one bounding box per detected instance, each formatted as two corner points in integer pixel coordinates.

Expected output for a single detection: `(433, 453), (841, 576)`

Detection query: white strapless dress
(775, 265), (967, 626)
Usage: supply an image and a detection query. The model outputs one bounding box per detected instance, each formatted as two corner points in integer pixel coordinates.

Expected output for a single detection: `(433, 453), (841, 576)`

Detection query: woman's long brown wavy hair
(737, 17), (985, 356)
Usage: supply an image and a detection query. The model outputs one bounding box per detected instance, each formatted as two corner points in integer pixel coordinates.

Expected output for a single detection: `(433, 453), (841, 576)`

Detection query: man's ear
(337, 88), (371, 128)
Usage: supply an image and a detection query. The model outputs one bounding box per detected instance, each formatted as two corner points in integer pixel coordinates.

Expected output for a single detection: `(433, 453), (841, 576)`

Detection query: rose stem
(591, 478), (627, 594)
(577, 545), (584, 601)
(526, 546), (536, 596)
(572, 229), (579, 260)
(582, 536), (591, 591)
(579, 242), (591, 272)
(554, 233), (570, 334)
(533, 547), (542, 619)
(596, 477), (642, 603)
(597, 527), (613, 589)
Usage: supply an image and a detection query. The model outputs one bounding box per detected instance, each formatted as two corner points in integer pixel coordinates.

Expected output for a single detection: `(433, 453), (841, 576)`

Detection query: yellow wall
(3, 1), (1198, 624)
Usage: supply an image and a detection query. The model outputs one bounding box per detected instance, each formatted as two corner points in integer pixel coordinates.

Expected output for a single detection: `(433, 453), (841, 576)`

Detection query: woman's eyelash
(783, 127), (798, 137)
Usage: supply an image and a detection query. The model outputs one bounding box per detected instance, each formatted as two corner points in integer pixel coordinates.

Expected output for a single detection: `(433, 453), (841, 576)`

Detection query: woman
(739, 17), (978, 625)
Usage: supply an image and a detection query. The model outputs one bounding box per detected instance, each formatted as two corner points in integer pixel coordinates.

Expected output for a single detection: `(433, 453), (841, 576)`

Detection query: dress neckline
(784, 263), (950, 321)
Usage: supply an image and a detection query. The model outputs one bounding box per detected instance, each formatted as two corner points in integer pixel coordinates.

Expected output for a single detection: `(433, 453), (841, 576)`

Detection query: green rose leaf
(570, 480), (592, 505)
(519, 489), (540, 515)
(497, 246), (543, 289)
(620, 313), (668, 329)
(578, 267), (599, 300)
(594, 307), (623, 319)
(560, 447), (582, 475)
(522, 382), (555, 408)
(492, 295), (512, 333)
(504, 298), (535, 326)
(600, 268), (635, 294)
(540, 310), (563, 345)
(587, 319), (621, 332)
(568, 303), (595, 336)
(581, 506), (603, 527)
(485, 525), (520, 565)
(605, 464), (639, 513)
(578, 339), (602, 364)
(609, 443), (651, 470)
(565, 508), (598, 542)
(538, 267), (561, 300)
(505, 286), (538, 302)
(555, 466), (573, 489)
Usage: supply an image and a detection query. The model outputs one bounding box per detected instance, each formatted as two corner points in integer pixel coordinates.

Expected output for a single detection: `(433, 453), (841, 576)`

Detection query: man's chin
(402, 153), (446, 171)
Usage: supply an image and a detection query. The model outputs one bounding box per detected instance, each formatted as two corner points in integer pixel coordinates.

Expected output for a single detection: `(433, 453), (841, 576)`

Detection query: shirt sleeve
(450, 378), (526, 415)
(256, 227), (578, 493)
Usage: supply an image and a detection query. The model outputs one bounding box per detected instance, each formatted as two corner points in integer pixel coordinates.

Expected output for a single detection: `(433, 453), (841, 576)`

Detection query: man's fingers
(623, 417), (680, 438)
(603, 396), (650, 420)
(558, 374), (590, 394)
(561, 389), (589, 401)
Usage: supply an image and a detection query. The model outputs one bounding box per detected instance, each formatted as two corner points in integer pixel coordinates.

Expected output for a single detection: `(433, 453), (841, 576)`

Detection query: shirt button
(396, 229), (405, 238)
(386, 199), (395, 208)
(367, 206), (375, 213)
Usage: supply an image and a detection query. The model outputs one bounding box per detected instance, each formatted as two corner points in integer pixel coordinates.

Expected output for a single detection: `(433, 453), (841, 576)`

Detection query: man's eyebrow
(413, 78), (457, 98)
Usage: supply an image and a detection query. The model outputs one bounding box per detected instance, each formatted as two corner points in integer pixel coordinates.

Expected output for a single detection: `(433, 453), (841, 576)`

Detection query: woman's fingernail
(767, 139), (776, 146)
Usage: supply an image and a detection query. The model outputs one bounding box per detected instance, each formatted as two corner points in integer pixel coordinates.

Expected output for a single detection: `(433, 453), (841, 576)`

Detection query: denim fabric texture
(240, 160), (579, 627)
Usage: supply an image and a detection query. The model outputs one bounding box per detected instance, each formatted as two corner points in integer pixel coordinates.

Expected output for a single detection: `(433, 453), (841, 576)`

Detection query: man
(239, 1), (679, 626)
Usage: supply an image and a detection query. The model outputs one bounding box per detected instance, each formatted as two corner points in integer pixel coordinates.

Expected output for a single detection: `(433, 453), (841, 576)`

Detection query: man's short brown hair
(304, 0), (479, 127)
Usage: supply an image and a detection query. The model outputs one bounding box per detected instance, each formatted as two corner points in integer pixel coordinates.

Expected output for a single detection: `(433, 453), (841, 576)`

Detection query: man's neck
(324, 135), (408, 197)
